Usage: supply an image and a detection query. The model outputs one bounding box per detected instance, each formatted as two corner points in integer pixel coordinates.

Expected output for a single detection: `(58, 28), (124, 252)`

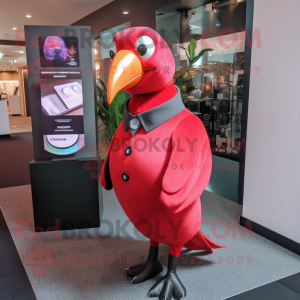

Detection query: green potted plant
(174, 38), (213, 108)
(96, 79), (131, 158)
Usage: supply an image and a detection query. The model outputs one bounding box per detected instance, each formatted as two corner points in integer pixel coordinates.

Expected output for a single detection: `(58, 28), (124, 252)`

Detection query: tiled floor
(226, 275), (300, 299)
(0, 209), (36, 300)
(9, 115), (32, 133)
(279, 273), (300, 295)
(0, 185), (299, 300)
(0, 132), (33, 188)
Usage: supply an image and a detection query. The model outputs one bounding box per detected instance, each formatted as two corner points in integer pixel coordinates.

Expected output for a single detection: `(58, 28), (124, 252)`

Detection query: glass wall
(156, 0), (248, 203)
(157, 0), (247, 162)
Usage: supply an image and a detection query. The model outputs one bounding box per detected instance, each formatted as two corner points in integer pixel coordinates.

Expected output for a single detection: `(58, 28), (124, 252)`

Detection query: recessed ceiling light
(123, 11), (129, 14)
(12, 28), (17, 30)
(26, 15), (31, 18)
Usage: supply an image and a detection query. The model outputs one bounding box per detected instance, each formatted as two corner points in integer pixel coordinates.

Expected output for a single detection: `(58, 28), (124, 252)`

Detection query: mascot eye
(109, 50), (116, 61)
(136, 36), (155, 58)
(137, 44), (147, 56)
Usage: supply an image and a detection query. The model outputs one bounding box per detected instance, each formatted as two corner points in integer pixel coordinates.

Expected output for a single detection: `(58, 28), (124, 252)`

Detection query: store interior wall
(0, 70), (28, 116)
(0, 71), (19, 80)
(72, 0), (178, 34)
(0, 71), (20, 116)
(243, 0), (300, 243)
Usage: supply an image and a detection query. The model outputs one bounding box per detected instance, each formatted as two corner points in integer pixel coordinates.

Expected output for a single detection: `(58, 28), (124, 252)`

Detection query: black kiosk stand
(25, 26), (102, 231)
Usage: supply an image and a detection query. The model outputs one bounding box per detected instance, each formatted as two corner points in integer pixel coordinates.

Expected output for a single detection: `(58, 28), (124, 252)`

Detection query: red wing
(160, 115), (212, 212)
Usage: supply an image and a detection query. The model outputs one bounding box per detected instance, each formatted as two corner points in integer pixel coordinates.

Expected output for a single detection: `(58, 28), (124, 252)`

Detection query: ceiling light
(123, 11), (129, 14)
(26, 15), (31, 18)
(12, 28), (17, 30)
(216, 23), (221, 26)
(12, 51), (24, 54)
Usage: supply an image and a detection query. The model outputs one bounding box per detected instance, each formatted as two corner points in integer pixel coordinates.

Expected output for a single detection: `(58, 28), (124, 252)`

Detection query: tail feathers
(183, 231), (227, 253)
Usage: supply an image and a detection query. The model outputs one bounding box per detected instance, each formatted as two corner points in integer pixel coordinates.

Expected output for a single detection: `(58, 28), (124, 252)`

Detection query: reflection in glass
(157, 1), (247, 160)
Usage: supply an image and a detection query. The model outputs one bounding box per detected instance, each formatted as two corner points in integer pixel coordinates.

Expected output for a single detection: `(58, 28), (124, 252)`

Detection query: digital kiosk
(25, 26), (102, 231)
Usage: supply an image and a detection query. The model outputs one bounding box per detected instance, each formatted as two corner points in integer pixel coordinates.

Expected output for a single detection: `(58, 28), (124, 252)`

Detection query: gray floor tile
(279, 273), (300, 295)
(0, 185), (300, 300)
(226, 281), (300, 300)
(0, 209), (36, 300)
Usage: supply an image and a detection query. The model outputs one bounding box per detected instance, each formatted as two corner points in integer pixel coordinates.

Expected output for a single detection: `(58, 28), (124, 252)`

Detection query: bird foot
(148, 272), (186, 300)
(125, 259), (163, 284)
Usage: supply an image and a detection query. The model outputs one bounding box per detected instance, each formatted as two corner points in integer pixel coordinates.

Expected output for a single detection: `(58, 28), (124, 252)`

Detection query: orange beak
(107, 50), (144, 105)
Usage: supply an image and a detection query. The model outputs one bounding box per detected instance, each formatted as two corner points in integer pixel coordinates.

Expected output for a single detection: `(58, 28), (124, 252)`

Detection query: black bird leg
(148, 254), (186, 300)
(125, 246), (163, 284)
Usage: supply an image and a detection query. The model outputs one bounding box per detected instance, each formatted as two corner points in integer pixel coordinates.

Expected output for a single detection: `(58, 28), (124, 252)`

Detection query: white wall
(242, 0), (300, 243)
(0, 101), (10, 136)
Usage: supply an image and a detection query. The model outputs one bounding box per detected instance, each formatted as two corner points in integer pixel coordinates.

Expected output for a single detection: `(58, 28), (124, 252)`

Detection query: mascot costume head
(100, 26), (226, 300)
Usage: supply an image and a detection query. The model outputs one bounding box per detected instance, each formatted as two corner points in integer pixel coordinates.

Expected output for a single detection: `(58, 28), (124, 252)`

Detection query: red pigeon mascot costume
(100, 26), (225, 300)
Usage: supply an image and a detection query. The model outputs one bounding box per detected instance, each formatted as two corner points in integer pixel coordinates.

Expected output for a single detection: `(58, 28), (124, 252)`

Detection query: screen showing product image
(39, 36), (80, 67)
(40, 71), (83, 116)
(54, 82), (83, 110)
(40, 70), (85, 155)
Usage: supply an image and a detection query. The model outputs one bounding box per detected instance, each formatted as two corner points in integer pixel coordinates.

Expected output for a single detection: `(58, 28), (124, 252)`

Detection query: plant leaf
(188, 38), (197, 63)
(96, 81), (131, 142)
(189, 48), (213, 67)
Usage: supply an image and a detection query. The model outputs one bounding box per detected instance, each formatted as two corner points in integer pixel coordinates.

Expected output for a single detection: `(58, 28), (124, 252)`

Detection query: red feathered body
(109, 110), (209, 246)
(101, 85), (224, 252)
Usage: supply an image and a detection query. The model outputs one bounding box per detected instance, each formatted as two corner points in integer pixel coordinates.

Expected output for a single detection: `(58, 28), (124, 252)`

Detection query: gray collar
(124, 86), (184, 136)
